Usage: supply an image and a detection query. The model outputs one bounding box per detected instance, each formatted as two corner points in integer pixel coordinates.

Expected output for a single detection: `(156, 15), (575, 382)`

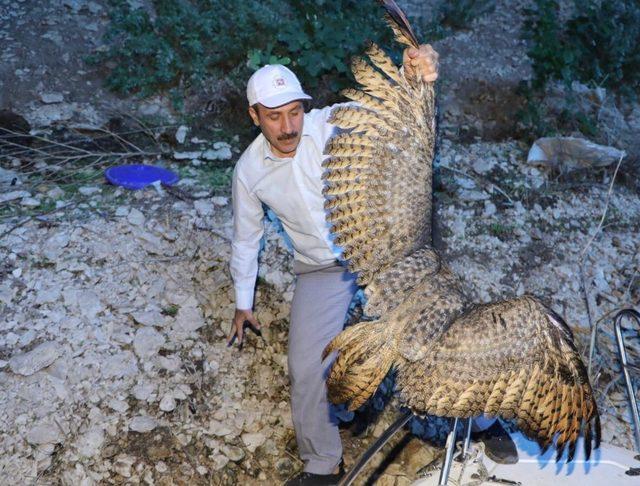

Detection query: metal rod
(438, 417), (459, 485)
(462, 418), (473, 458)
(338, 409), (413, 486)
(614, 309), (640, 452)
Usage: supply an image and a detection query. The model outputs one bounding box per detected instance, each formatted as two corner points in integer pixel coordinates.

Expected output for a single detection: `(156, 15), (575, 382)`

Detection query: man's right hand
(228, 308), (262, 349)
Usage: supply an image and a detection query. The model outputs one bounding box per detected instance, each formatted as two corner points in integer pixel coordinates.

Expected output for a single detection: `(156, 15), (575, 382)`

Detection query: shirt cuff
(235, 287), (255, 310)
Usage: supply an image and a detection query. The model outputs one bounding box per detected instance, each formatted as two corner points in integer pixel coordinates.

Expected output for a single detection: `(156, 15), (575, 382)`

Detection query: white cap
(247, 64), (312, 108)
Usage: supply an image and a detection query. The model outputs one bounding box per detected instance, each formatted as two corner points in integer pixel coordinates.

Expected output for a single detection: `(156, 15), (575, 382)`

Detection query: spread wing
(322, 1), (436, 286)
(322, 1), (601, 462)
(396, 296), (601, 460)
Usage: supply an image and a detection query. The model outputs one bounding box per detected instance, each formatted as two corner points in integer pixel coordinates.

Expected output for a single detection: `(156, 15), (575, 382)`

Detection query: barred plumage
(321, 0), (600, 461)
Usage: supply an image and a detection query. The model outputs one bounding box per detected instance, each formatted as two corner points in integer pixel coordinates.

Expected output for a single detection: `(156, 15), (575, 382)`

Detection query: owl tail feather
(323, 319), (398, 411)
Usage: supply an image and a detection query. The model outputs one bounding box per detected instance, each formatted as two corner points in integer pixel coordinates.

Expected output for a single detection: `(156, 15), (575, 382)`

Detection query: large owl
(321, 0), (600, 461)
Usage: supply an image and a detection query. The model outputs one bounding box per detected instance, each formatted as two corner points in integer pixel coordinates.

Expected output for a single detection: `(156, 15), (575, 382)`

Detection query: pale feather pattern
(323, 44), (436, 287)
(322, 0), (600, 461)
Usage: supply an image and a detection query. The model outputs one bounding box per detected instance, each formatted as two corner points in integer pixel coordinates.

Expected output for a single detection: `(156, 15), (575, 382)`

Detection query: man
(228, 46), (515, 485)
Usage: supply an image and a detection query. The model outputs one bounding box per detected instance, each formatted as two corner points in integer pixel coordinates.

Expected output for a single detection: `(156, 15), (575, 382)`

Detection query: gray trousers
(288, 261), (358, 474)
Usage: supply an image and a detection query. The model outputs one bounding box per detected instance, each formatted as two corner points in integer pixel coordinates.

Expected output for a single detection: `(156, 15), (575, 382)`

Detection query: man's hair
(250, 100), (309, 118)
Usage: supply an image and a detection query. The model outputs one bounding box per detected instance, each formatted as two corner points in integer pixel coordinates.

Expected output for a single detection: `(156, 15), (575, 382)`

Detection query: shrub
(89, 0), (392, 108)
(518, 0), (640, 139)
(91, 0), (499, 110)
(413, 0), (496, 42)
(524, 0), (640, 95)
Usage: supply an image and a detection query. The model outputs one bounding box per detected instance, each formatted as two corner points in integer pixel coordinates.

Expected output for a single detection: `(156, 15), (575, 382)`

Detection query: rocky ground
(1, 0), (639, 485)
(1, 135), (639, 485)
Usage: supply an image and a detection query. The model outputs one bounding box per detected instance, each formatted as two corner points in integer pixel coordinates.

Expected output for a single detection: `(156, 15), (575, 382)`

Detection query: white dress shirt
(230, 105), (343, 310)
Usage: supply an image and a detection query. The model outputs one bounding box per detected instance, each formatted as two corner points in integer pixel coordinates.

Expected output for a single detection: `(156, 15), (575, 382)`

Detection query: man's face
(249, 101), (304, 158)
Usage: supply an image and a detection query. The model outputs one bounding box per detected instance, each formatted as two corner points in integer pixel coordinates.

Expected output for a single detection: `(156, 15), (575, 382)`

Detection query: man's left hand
(403, 44), (439, 83)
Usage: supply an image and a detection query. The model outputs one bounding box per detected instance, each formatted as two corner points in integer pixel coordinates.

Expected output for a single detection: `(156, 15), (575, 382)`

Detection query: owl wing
(322, 1), (436, 286)
(395, 296), (601, 460)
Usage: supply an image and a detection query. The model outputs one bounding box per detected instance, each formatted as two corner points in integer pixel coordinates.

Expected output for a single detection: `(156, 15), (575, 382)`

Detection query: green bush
(90, 0), (392, 107)
(438, 0), (495, 31)
(518, 0), (640, 139)
(413, 0), (496, 42)
(524, 0), (640, 95)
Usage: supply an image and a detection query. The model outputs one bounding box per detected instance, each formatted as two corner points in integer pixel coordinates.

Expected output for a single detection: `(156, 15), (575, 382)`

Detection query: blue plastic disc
(104, 164), (179, 190)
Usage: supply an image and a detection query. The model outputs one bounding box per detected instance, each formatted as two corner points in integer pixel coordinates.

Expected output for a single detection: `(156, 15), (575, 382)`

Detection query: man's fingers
(407, 47), (419, 58)
(227, 321), (244, 347)
(248, 315), (261, 329)
(422, 72), (438, 83)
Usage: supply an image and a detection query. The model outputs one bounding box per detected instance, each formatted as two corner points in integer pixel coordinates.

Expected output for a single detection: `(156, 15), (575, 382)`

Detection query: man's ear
(248, 106), (260, 127)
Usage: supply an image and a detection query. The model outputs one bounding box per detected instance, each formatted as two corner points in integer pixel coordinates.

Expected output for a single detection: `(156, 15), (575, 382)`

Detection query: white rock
(264, 269), (289, 289)
(101, 351), (139, 379)
(174, 301), (205, 332)
(113, 454), (136, 478)
(132, 381), (156, 401)
(130, 310), (165, 327)
(78, 186), (101, 196)
(127, 208), (145, 226)
(454, 176), (476, 189)
(42, 233), (70, 260)
(26, 423), (63, 446)
(0, 285), (16, 305)
(483, 201), (497, 217)
(175, 125), (188, 144)
(115, 206), (129, 217)
(35, 288), (61, 305)
(133, 327), (165, 359)
(18, 330), (36, 347)
(135, 230), (164, 254)
(458, 189), (489, 201)
(472, 157), (497, 174)
(158, 227), (178, 241)
(241, 432), (266, 453)
(40, 92), (64, 104)
(211, 454), (229, 471)
(172, 387), (188, 401)
(155, 461), (168, 473)
(46, 186), (65, 199)
(0, 190), (30, 203)
(159, 393), (176, 412)
(222, 445), (245, 462)
(108, 398), (129, 413)
(593, 267), (611, 293)
(173, 151), (202, 160)
(194, 200), (215, 217)
(208, 420), (233, 437)
(75, 427), (105, 458)
(202, 142), (232, 161)
(129, 416), (157, 433)
(28, 102), (75, 125)
(20, 197), (41, 207)
(9, 341), (60, 376)
(212, 196), (229, 206)
(157, 354), (181, 372)
(0, 167), (19, 184)
(78, 290), (104, 319)
(513, 201), (525, 214)
(11, 268), (22, 278)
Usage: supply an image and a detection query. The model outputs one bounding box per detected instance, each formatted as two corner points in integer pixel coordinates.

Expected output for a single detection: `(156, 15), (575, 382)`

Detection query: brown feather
(379, 0), (419, 48)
